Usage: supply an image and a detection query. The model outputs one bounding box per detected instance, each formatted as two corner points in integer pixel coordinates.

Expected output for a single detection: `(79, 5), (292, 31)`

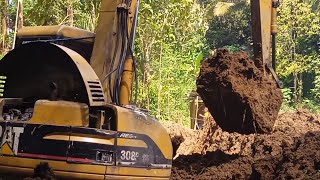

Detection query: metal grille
(87, 81), (105, 102)
(0, 76), (6, 97)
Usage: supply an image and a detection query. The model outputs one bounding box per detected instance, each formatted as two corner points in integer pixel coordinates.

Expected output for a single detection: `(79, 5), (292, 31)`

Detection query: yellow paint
(117, 138), (147, 148)
(43, 134), (114, 145)
(17, 25), (94, 42)
(54, 44), (106, 107)
(120, 56), (134, 105)
(0, 165), (105, 180)
(0, 156), (170, 179)
(0, 156), (106, 175)
(261, 0), (272, 68)
(90, 0), (139, 103)
(271, 0), (278, 34)
(90, 0), (118, 100)
(104, 175), (168, 180)
(111, 105), (173, 160)
(1, 143), (14, 156)
(251, 0), (273, 71)
(107, 166), (171, 178)
(30, 100), (89, 127)
(43, 133), (147, 148)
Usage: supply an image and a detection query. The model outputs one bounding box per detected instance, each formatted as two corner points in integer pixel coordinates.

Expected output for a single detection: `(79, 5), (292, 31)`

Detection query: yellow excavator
(0, 0), (280, 179)
(0, 0), (172, 179)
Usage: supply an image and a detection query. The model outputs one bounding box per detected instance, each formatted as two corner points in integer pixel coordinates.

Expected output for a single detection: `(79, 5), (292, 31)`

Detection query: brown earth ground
(161, 109), (320, 179)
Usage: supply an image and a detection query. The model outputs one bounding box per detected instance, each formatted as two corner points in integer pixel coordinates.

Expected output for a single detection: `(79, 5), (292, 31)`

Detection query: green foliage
(296, 99), (320, 113)
(224, 45), (242, 53)
(276, 0), (320, 104)
(195, 52), (204, 73)
(280, 88), (320, 114)
(280, 88), (295, 112)
(277, 1), (320, 77)
(205, 1), (251, 51)
(282, 88), (293, 104)
(10, 0), (100, 30)
(311, 72), (320, 102)
(135, 0), (207, 123)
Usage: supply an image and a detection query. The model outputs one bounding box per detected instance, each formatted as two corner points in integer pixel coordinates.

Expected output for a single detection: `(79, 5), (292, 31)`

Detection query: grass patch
(0, 54), (4, 60)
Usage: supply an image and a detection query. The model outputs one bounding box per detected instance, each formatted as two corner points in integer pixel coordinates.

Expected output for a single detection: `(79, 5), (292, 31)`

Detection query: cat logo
(0, 126), (24, 155)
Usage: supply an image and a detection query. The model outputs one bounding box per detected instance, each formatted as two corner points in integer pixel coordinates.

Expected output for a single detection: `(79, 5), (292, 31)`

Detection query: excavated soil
(197, 49), (283, 134)
(164, 109), (320, 179)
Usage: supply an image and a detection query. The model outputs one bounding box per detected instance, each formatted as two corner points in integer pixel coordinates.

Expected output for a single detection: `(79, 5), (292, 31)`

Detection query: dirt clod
(196, 49), (283, 134)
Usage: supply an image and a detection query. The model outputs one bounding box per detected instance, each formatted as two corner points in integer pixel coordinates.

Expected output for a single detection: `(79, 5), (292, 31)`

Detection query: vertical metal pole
(130, 0), (139, 51)
(272, 34), (276, 71)
(271, 0), (279, 72)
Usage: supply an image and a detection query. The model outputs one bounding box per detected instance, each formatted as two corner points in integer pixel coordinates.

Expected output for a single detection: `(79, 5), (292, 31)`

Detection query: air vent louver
(0, 76), (6, 97)
(88, 81), (105, 102)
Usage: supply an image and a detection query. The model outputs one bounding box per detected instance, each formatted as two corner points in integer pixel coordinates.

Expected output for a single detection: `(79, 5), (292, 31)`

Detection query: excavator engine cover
(0, 42), (105, 106)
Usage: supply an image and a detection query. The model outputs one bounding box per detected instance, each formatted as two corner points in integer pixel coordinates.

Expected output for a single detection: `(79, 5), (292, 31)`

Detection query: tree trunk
(144, 46), (151, 110)
(67, 4), (74, 26)
(1, 0), (9, 51)
(140, 38), (153, 109)
(17, 0), (23, 29)
(157, 44), (163, 119)
(90, 1), (97, 32)
(291, 0), (297, 101)
(297, 73), (303, 102)
(12, 0), (24, 49)
(293, 72), (298, 103)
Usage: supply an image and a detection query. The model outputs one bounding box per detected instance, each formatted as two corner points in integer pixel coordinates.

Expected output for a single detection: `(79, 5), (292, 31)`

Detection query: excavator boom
(251, 0), (282, 87)
(251, 0), (279, 73)
(91, 0), (139, 105)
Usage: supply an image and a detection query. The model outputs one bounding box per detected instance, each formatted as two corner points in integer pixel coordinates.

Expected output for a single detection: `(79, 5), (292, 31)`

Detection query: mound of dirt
(197, 49), (283, 134)
(168, 110), (320, 179)
(161, 121), (199, 158)
(171, 151), (252, 180)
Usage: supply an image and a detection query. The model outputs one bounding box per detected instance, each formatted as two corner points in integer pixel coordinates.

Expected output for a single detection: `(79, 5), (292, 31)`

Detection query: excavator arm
(251, 0), (282, 87)
(250, 0), (277, 70)
(90, 0), (139, 105)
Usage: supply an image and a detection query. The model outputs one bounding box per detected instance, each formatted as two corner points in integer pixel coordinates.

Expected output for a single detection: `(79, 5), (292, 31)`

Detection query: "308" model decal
(120, 150), (139, 161)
